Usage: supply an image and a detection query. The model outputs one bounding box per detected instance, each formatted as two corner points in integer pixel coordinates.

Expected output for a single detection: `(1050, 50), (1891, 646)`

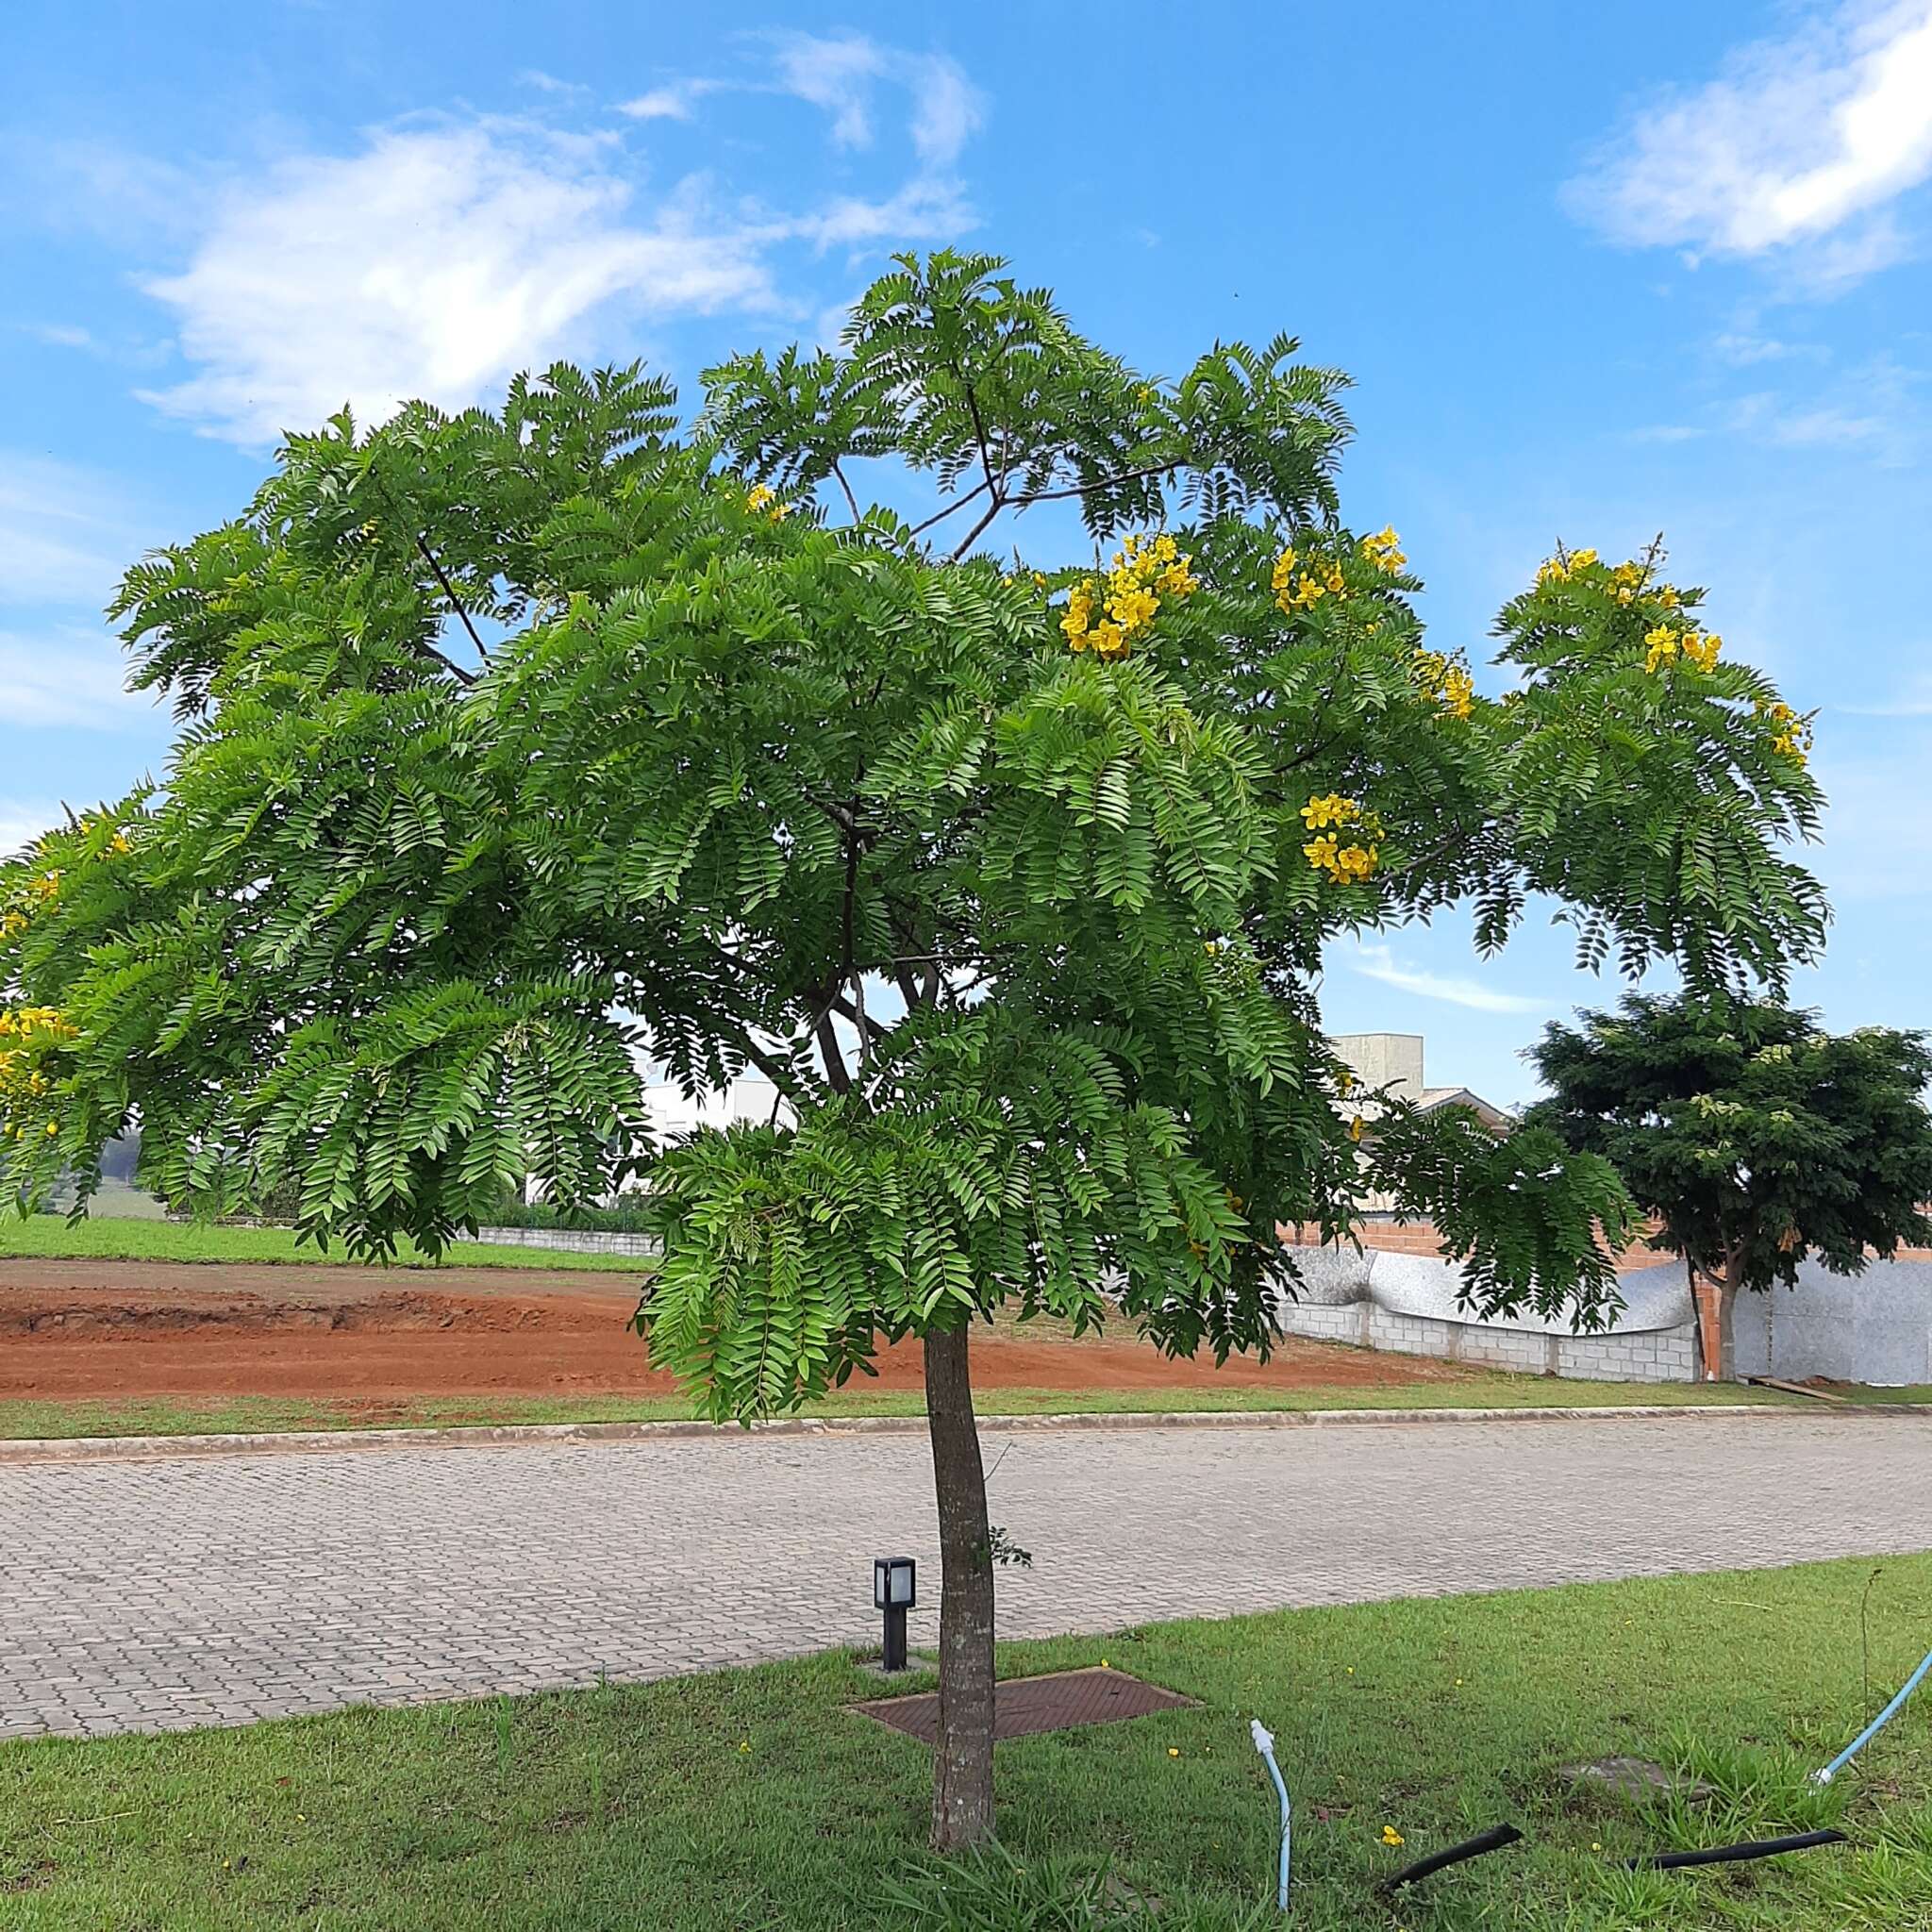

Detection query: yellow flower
(1300, 792), (1358, 830)
(1060, 582), (1095, 649)
(1757, 698), (1813, 764)
(1323, 563), (1346, 596)
(1642, 625), (1679, 674)
(1107, 584), (1160, 633)
(743, 483), (788, 523)
(1359, 525), (1407, 574)
(1168, 1747), (1181, 1757)
(1568, 547), (1598, 570)
(1683, 630), (1722, 672)
(1349, 1115), (1365, 1143)
(1271, 546), (1298, 609)
(1303, 834), (1341, 873)
(1381, 1825), (1405, 1847)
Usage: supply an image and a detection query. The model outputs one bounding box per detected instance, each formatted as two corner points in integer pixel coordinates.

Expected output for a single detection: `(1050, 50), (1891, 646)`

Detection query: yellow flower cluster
(0, 870), (62, 943)
(1535, 545), (1599, 587)
(1410, 648), (1474, 720)
(1061, 532), (1197, 658)
(1642, 625), (1723, 675)
(1300, 794), (1382, 882)
(1757, 699), (1813, 764)
(1358, 526), (1406, 574)
(0, 1005), (75, 1141)
(1271, 545), (1348, 613)
(744, 483), (789, 524)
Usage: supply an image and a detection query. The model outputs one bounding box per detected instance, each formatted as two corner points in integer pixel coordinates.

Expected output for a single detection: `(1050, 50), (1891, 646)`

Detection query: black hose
(1624, 1828), (1847, 1871)
(1380, 1823), (1524, 1890)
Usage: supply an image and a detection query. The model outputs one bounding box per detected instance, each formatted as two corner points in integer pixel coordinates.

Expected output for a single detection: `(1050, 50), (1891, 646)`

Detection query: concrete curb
(2, 1400), (1924, 1466)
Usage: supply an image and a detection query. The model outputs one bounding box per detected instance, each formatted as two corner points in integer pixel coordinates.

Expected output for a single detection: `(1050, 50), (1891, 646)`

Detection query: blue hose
(1814, 1645), (1932, 1785)
(1250, 1718), (1291, 1911)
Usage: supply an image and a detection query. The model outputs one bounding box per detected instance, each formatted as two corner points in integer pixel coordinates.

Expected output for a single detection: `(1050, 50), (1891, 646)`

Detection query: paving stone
(1, 1415), (1928, 1740)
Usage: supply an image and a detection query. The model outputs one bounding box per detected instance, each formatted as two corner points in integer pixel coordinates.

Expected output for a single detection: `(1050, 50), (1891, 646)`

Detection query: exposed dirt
(0, 1257), (1474, 1403)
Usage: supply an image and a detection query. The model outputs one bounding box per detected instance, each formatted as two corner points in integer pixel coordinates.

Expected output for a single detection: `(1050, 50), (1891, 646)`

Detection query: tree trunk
(924, 1322), (996, 1851)
(1715, 1254), (1740, 1382)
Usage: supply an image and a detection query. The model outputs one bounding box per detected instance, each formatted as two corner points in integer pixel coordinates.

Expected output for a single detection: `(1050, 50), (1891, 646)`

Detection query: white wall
(1731, 1258), (1932, 1388)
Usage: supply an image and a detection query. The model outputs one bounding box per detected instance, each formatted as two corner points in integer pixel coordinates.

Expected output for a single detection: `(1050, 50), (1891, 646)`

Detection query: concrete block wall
(474, 1225), (659, 1259)
(1272, 1293), (1699, 1382)
(1273, 1236), (1699, 1383)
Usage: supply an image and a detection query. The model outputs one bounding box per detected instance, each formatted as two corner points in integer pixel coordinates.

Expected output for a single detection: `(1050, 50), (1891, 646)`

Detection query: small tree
(2, 253), (1827, 1848)
(1524, 995), (1932, 1378)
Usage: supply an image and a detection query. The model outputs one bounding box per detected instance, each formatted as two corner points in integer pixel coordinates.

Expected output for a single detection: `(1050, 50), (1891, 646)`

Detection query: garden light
(874, 1557), (916, 1673)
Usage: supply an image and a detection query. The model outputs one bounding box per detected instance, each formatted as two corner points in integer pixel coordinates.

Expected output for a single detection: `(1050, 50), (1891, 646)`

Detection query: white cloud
(771, 32), (885, 149)
(1349, 943), (1551, 1015)
(0, 803), (61, 859)
(766, 33), (984, 165)
(1569, 1), (1932, 278)
(0, 456), (143, 605)
(136, 121), (777, 445)
(115, 37), (988, 448)
(795, 176), (976, 250)
(26, 323), (94, 349)
(1713, 331), (1825, 365)
(618, 79), (724, 122)
(0, 630), (154, 731)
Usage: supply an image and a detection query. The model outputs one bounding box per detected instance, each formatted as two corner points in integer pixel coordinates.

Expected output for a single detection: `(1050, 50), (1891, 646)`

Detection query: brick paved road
(4, 1412), (1928, 1740)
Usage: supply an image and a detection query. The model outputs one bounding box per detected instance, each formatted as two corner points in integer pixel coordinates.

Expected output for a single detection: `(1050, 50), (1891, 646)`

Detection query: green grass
(1838, 1383), (1932, 1407)
(4, 1555), (1929, 1928)
(0, 1212), (641, 1273)
(0, 1374), (1794, 1441)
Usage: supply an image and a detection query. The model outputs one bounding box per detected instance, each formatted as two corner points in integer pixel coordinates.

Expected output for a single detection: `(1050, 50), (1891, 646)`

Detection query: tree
(1524, 995), (1932, 1379)
(1, 252), (1827, 1848)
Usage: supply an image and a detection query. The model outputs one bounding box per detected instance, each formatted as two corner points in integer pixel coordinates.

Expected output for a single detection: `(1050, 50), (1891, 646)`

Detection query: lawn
(0, 1374), (1793, 1442)
(3, 1555), (1927, 1928)
(0, 1212), (634, 1272)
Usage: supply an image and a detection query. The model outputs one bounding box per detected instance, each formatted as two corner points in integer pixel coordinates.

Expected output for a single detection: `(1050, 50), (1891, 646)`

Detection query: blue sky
(4, 0), (1930, 1108)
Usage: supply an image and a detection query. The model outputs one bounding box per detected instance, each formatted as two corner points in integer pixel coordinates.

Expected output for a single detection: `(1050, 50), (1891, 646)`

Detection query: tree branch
(813, 1011), (853, 1094)
(829, 458), (862, 524)
(1001, 460), (1177, 509)
(410, 532), (490, 672)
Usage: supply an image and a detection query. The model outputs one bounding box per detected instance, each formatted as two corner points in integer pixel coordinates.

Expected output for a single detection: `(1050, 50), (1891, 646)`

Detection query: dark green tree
(2, 253), (1827, 1847)
(1524, 994), (1932, 1377)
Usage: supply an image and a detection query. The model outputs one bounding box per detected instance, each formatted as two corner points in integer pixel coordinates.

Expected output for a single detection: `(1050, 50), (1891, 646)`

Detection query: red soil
(0, 1258), (1472, 1405)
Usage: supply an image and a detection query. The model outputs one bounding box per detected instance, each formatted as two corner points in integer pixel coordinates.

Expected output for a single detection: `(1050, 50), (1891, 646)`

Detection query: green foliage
(2, 250), (1831, 1413)
(1524, 993), (1932, 1291)
(879, 1841), (1275, 1928)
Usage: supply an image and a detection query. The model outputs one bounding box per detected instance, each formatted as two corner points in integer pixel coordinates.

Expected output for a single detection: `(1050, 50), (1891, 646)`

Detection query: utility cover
(851, 1667), (1196, 1744)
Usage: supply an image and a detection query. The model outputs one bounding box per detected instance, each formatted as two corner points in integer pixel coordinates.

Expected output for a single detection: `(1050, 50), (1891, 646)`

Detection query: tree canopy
(2, 254), (1827, 1359)
(0, 249), (1832, 1843)
(1524, 994), (1932, 1341)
